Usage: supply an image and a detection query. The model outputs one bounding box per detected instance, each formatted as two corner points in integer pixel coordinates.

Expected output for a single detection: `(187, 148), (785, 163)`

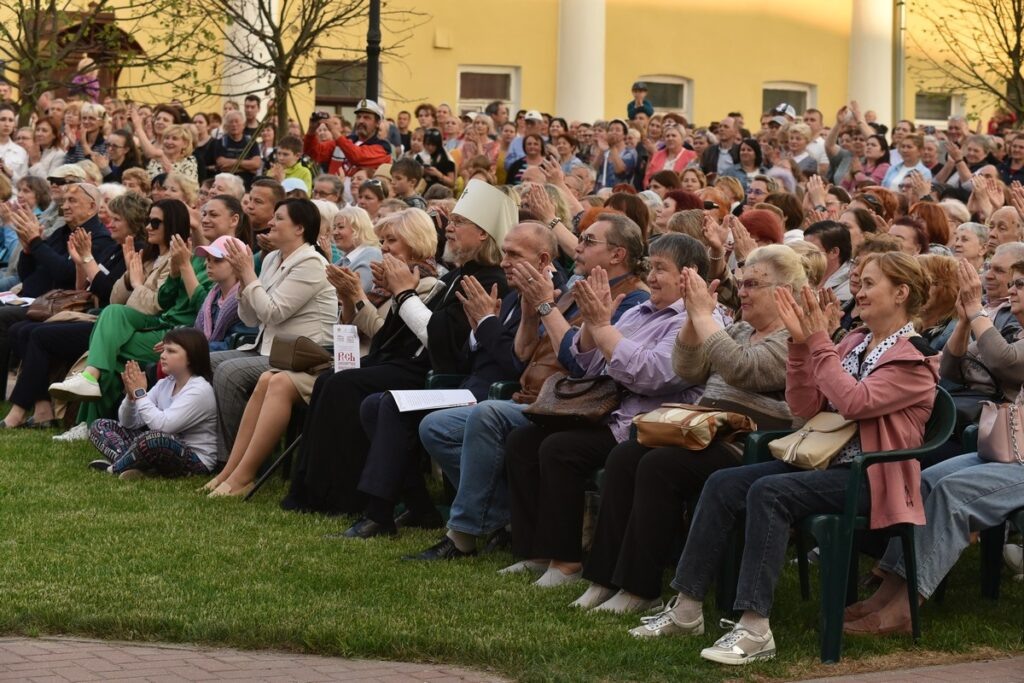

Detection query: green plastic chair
(741, 387), (955, 663)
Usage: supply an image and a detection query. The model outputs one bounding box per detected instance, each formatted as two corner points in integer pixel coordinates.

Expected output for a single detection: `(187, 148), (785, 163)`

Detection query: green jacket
(156, 256), (212, 327)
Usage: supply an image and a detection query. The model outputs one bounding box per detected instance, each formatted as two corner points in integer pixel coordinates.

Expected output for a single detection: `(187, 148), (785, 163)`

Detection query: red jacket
(303, 131), (392, 176)
(786, 329), (939, 529)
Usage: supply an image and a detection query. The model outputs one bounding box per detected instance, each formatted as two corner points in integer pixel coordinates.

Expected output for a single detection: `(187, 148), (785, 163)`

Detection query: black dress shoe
(394, 507), (445, 530)
(331, 516), (397, 540)
(403, 536), (477, 561)
(482, 527), (512, 554)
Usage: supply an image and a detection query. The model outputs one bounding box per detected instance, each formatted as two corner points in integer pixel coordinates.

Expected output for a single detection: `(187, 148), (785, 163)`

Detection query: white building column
(848, 0), (894, 126)
(555, 0), (605, 122)
(220, 0), (276, 103)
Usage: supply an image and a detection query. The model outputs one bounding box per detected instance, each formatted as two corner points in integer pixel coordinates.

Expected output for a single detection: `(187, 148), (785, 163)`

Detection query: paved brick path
(799, 655), (1024, 682)
(0, 637), (508, 682)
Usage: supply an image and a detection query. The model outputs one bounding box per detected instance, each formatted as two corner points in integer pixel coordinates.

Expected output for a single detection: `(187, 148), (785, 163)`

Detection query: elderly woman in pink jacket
(627, 251), (939, 666)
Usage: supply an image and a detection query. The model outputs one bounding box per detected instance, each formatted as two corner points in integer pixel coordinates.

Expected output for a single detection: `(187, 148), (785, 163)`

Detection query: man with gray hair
(986, 207), (1024, 254)
(700, 115), (740, 177)
(311, 173), (343, 205)
(980, 241), (1024, 336)
(213, 110), (262, 190)
(947, 115), (968, 147)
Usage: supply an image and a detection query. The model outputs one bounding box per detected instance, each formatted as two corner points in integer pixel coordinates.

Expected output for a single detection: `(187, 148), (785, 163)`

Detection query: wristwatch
(536, 301), (554, 316)
(133, 388), (146, 399)
(82, 255), (94, 264)
(968, 310), (989, 322)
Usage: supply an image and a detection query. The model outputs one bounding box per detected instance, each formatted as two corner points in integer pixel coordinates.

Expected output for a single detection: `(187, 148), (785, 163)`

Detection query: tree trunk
(274, 79), (289, 142)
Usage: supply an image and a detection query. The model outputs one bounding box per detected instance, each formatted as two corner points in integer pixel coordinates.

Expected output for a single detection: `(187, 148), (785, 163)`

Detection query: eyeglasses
(580, 234), (617, 247)
(748, 188), (767, 197)
(1011, 278), (1024, 290)
(106, 143), (124, 150)
(738, 279), (776, 291)
(148, 218), (163, 229)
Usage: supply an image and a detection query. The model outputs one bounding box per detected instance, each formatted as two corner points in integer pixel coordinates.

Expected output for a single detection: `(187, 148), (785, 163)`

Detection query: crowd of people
(1, 78), (1024, 666)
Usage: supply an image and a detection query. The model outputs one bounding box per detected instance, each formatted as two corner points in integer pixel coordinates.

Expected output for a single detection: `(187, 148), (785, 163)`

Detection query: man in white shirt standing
(0, 103), (28, 182)
(803, 108), (830, 175)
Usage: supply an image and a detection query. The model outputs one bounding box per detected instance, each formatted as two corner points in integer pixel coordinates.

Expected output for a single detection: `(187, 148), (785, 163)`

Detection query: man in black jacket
(282, 180), (516, 524)
(700, 116), (741, 178)
(346, 221), (564, 541)
(0, 183), (112, 397)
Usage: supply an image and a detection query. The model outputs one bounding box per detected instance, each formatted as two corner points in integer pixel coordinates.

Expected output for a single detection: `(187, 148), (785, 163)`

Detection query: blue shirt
(596, 147), (637, 190)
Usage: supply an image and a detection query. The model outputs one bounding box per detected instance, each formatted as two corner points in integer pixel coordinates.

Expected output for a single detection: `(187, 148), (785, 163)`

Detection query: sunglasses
(148, 218), (163, 229)
(738, 279), (775, 291)
(580, 234), (617, 247)
(1011, 278), (1024, 290)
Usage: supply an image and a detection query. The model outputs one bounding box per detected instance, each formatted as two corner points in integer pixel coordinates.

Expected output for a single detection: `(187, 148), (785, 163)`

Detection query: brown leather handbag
(977, 394), (1024, 465)
(269, 334), (333, 374)
(633, 404), (757, 450)
(26, 290), (97, 322)
(522, 373), (622, 428)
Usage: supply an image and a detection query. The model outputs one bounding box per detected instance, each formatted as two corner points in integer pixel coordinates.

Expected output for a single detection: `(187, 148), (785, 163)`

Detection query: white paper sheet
(389, 389), (477, 413)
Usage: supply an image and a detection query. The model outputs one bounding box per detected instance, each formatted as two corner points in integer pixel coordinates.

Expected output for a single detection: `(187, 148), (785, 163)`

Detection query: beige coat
(239, 243), (338, 355)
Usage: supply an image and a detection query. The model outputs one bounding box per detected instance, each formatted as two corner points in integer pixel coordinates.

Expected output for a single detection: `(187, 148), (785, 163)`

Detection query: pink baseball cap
(195, 235), (246, 259)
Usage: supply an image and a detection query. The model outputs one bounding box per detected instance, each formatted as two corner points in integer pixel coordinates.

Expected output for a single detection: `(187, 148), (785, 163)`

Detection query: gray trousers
(211, 350), (269, 458)
(880, 452), (1024, 598)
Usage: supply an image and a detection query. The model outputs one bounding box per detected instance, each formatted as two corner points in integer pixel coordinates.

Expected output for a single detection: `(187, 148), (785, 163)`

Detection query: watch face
(537, 302), (553, 316)
(133, 388), (146, 398)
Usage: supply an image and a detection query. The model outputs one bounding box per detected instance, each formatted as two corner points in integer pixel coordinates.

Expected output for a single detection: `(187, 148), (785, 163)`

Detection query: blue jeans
(418, 400), (529, 537)
(670, 460), (863, 617)
(880, 452), (1024, 598)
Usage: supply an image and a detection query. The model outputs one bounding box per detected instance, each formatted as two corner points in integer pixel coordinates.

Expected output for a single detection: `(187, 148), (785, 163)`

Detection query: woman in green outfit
(50, 199), (211, 425)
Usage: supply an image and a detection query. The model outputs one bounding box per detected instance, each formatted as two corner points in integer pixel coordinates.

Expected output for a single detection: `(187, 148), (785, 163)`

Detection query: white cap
(524, 110), (543, 122)
(282, 178), (308, 194)
(354, 98), (384, 119)
(452, 179), (517, 248)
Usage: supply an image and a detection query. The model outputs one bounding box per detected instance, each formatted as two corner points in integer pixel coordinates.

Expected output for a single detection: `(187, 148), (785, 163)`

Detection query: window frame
(456, 65), (520, 115)
(636, 74), (693, 121)
(913, 91), (966, 129)
(762, 81), (818, 116)
(314, 60), (370, 117)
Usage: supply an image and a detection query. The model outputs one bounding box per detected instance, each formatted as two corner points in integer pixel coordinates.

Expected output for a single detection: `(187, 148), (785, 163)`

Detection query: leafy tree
(0, 0), (208, 123)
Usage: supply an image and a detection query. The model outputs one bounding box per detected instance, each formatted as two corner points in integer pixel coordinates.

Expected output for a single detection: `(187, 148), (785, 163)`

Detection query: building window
(636, 75), (693, 119)
(457, 66), (519, 115)
(915, 92), (964, 122)
(762, 82), (817, 116)
(315, 61), (367, 119)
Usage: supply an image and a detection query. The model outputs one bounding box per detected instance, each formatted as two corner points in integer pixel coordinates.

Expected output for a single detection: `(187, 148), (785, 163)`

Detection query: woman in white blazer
(207, 198), (338, 492)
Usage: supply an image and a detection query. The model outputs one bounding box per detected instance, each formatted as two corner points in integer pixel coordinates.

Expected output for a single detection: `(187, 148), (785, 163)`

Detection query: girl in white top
(87, 328), (218, 479)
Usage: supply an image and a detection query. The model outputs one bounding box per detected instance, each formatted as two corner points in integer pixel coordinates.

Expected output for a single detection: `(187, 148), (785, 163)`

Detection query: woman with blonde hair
(64, 103), (107, 164)
(333, 205), (383, 292)
(131, 105), (198, 181)
(680, 167), (706, 193)
(786, 239), (827, 288)
(163, 172), (200, 208)
(204, 208), (437, 497)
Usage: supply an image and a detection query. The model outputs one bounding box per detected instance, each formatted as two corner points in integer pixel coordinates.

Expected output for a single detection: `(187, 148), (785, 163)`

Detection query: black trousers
(582, 438), (742, 600)
(9, 320), (93, 409)
(0, 305), (30, 398)
(357, 391), (434, 517)
(283, 362), (425, 515)
(505, 422), (617, 562)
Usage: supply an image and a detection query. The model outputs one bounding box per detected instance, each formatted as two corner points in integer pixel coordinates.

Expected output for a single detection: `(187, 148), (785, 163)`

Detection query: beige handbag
(632, 404), (757, 450)
(769, 412), (857, 470)
(269, 334), (333, 374)
(977, 394), (1024, 465)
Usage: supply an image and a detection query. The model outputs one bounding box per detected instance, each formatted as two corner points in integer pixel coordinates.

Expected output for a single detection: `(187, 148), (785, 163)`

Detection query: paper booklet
(389, 389), (477, 413)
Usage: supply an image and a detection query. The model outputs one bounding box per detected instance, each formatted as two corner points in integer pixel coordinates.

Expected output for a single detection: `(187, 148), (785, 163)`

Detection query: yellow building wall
(603, 0), (852, 125)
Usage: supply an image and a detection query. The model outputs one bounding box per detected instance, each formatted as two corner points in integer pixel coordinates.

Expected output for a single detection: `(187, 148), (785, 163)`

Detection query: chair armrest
(425, 371), (466, 389)
(743, 429), (795, 465)
(488, 381), (521, 401)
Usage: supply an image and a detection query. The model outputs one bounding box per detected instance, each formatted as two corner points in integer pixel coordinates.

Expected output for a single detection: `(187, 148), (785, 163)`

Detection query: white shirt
(118, 375), (219, 467)
(0, 139), (29, 182)
(807, 136), (829, 167)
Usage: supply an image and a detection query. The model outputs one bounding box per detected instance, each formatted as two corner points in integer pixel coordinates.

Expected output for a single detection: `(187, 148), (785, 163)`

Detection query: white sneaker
(628, 597), (704, 638)
(700, 619), (776, 666)
(53, 422), (90, 442)
(49, 373), (101, 402)
(534, 566), (582, 588)
(591, 589), (663, 614)
(497, 560), (547, 576)
(571, 583), (616, 610)
(1004, 542), (1024, 580)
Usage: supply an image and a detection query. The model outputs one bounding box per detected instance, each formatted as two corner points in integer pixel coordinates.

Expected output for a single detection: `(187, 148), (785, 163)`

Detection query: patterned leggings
(89, 419), (212, 477)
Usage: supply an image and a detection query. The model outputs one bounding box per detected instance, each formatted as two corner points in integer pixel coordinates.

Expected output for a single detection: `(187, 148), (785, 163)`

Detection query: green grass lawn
(0, 426), (1022, 682)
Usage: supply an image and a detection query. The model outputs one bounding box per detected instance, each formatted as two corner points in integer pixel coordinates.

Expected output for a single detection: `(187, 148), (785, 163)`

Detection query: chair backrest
(921, 386), (956, 451)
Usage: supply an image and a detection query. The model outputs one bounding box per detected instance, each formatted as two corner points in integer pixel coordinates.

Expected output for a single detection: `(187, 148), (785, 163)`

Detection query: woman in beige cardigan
(205, 208), (438, 497)
(205, 198), (337, 496)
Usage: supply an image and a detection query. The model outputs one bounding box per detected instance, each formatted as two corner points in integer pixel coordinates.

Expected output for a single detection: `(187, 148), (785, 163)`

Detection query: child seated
(87, 328), (217, 479)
